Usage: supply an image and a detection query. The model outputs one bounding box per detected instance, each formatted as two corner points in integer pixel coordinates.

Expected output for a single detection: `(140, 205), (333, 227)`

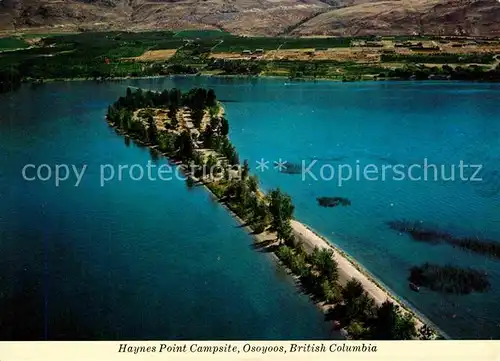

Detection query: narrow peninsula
(106, 86), (445, 340)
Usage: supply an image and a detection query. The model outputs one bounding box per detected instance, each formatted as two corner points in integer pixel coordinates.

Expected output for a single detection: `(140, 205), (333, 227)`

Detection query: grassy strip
(0, 37), (29, 51)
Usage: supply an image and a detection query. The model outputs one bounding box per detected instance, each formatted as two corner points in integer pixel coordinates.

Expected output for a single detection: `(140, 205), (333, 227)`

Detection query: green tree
(207, 89), (216, 107)
(175, 131), (194, 160)
(220, 117), (229, 136)
(268, 188), (294, 230)
(186, 176), (195, 188)
(418, 324), (435, 340)
(247, 174), (258, 193)
(168, 106), (178, 127)
(107, 105), (118, 123)
(191, 108), (204, 129)
(210, 116), (219, 132)
(289, 253), (308, 276)
(279, 221), (295, 247)
(346, 321), (367, 340)
(267, 188), (295, 244)
(242, 160), (250, 180)
(369, 300), (398, 340)
(169, 88), (182, 107)
(121, 110), (132, 130)
(146, 115), (158, 144)
(321, 279), (338, 303)
(202, 124), (214, 148)
(342, 278), (365, 302)
(330, 279), (374, 328)
(159, 89), (170, 105)
(205, 154), (218, 178)
(158, 132), (177, 154)
(394, 312), (418, 340)
(311, 248), (338, 282)
(249, 199), (270, 229)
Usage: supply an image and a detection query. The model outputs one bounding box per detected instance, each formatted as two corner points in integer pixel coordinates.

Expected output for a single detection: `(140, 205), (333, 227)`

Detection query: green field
(0, 31), (188, 79)
(0, 29), (499, 93)
(213, 36), (352, 52)
(215, 37), (285, 52)
(381, 52), (496, 64)
(20, 32), (80, 39)
(0, 37), (29, 51)
(173, 29), (232, 39)
(281, 37), (352, 49)
(42, 31), (187, 53)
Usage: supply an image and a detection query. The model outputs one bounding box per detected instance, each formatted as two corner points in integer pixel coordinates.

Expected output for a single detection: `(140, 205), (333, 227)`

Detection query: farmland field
(0, 29), (499, 90)
(173, 29), (232, 39)
(0, 37), (30, 51)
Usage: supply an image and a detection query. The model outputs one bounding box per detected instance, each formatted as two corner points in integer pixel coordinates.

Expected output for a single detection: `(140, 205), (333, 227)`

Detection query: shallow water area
(1, 77), (499, 339)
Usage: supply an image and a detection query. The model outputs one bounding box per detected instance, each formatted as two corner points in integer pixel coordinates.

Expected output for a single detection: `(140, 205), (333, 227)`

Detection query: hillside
(0, 0), (499, 36)
(293, 0), (500, 37)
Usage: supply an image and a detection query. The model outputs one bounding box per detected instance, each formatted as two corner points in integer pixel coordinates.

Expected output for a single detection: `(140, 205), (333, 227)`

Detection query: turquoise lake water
(1, 77), (499, 339)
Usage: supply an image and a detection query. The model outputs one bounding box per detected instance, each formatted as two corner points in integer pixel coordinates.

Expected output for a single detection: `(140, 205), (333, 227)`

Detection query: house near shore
(428, 74), (451, 80)
(409, 42), (440, 51)
(242, 50), (252, 55)
(254, 49), (264, 54)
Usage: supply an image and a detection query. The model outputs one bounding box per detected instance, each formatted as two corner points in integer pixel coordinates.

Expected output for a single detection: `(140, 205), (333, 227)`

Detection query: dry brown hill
(293, 0), (500, 36)
(0, 0), (499, 36)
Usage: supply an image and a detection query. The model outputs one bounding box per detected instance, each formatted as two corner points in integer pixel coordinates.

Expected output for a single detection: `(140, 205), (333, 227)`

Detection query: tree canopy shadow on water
(252, 241), (280, 254)
(387, 219), (500, 259)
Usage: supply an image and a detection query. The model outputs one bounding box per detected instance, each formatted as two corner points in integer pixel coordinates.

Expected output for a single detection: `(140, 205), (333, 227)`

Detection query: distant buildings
(242, 49), (264, 56)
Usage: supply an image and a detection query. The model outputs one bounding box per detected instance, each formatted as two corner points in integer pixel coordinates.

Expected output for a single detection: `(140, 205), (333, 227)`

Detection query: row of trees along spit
(106, 87), (437, 340)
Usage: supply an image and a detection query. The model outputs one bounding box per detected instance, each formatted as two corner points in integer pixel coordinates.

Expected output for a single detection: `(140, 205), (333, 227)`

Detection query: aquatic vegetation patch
(408, 263), (490, 295)
(472, 167), (500, 198)
(0, 37), (29, 51)
(279, 162), (302, 175)
(317, 197), (351, 208)
(388, 220), (500, 259)
(449, 237), (500, 260)
(106, 87), (437, 340)
(387, 220), (449, 244)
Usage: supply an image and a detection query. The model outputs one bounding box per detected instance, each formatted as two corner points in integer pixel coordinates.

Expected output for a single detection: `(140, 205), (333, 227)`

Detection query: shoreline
(106, 100), (449, 340)
(21, 73), (500, 88)
(202, 175), (450, 339)
(289, 220), (450, 339)
(24, 74), (348, 84)
(174, 160), (450, 339)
